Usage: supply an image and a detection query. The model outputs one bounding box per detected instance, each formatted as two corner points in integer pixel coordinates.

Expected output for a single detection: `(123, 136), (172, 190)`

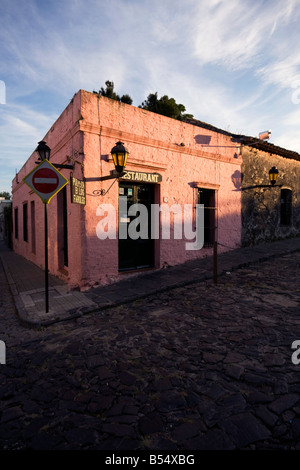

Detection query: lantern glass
(269, 166), (278, 186)
(111, 141), (129, 173)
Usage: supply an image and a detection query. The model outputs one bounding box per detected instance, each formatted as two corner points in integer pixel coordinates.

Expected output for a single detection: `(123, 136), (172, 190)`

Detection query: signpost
(23, 159), (68, 313)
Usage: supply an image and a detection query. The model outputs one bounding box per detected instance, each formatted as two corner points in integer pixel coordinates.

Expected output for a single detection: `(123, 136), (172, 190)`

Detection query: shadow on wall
(231, 170), (243, 190)
(194, 135), (212, 145)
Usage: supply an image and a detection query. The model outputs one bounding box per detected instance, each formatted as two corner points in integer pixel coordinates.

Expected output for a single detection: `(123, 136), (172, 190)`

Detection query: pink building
(12, 90), (242, 290)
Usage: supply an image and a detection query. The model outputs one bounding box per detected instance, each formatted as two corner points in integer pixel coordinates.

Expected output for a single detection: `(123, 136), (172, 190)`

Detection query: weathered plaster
(12, 90), (242, 289)
(242, 147), (300, 246)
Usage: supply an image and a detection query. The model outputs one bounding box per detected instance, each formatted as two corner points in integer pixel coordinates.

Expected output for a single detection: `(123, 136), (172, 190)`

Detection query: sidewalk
(1, 237), (300, 329)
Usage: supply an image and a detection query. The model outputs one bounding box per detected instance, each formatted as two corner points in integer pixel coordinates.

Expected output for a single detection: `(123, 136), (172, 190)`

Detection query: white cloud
(1, 0), (300, 196)
(273, 124), (300, 154)
(192, 0), (299, 71)
(257, 53), (300, 89)
(0, 104), (56, 167)
(282, 107), (300, 127)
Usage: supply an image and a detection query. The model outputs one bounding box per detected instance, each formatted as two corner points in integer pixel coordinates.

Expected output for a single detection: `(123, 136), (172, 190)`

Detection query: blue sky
(1, 0), (300, 194)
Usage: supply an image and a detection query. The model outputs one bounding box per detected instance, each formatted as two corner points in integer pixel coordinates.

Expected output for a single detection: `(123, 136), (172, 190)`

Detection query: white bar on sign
(34, 178), (57, 184)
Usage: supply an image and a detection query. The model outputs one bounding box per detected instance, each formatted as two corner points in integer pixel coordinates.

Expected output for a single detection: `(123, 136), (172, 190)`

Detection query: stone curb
(0, 253), (42, 329)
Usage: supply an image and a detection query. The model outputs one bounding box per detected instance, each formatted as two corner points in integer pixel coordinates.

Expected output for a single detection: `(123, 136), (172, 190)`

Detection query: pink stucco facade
(12, 90), (241, 290)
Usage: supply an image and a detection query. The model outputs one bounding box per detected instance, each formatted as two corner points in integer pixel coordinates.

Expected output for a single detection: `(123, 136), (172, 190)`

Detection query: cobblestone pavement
(0, 250), (300, 450)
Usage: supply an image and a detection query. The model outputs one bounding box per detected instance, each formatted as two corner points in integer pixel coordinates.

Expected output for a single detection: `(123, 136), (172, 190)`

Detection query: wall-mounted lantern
(269, 166), (279, 186)
(84, 141), (129, 196)
(241, 166), (281, 191)
(110, 141), (129, 174)
(34, 140), (129, 196)
(35, 141), (74, 170)
(36, 141), (51, 161)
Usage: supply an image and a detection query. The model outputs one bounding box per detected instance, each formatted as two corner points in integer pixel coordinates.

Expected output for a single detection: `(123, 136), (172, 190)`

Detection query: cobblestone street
(0, 250), (300, 450)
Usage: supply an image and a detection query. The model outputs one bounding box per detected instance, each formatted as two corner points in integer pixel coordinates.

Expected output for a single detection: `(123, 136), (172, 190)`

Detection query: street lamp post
(36, 141), (51, 313)
(35, 140), (72, 313)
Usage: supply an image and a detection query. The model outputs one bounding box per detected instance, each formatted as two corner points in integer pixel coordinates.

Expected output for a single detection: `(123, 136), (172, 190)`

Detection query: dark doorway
(280, 189), (292, 226)
(198, 188), (216, 246)
(23, 203), (28, 242)
(57, 186), (68, 268)
(31, 201), (36, 254)
(119, 182), (155, 271)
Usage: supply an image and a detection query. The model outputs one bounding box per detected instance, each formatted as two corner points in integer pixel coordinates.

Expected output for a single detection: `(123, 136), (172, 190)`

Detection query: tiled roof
(185, 117), (300, 162)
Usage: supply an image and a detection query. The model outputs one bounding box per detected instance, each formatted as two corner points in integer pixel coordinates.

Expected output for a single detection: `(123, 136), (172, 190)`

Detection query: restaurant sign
(71, 177), (86, 205)
(121, 170), (162, 183)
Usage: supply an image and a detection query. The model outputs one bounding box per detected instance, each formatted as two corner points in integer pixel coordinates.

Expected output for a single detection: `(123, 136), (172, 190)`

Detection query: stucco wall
(12, 91), (85, 288)
(12, 89), (242, 289)
(80, 90), (242, 287)
(241, 147), (300, 246)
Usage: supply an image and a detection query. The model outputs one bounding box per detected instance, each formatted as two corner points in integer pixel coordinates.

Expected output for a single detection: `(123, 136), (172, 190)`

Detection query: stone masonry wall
(79, 91), (242, 288)
(241, 147), (300, 246)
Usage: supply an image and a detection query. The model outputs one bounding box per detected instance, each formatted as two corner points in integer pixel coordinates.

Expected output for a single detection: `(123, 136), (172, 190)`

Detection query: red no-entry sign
(23, 159), (68, 204)
(32, 168), (59, 193)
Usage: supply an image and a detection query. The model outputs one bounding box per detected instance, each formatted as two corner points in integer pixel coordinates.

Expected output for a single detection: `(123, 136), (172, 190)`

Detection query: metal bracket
(52, 163), (74, 170)
(91, 177), (119, 197)
(35, 161), (74, 170)
(83, 170), (124, 182)
(241, 184), (282, 191)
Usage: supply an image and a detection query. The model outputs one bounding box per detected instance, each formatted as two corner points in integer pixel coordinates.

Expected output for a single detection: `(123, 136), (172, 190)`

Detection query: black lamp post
(34, 141), (74, 313)
(35, 141), (51, 313)
(269, 166), (279, 186)
(35, 141), (52, 313)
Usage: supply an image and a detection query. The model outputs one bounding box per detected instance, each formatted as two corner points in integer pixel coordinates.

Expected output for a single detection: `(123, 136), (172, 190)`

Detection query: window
(23, 203), (28, 242)
(198, 188), (216, 246)
(280, 189), (292, 226)
(14, 207), (18, 239)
